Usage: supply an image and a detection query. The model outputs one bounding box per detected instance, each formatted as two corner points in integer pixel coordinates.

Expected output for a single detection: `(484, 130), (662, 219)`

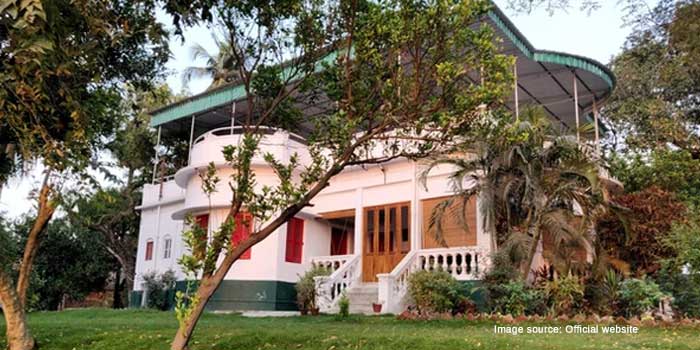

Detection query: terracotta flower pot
(310, 307), (320, 316)
(372, 303), (383, 313)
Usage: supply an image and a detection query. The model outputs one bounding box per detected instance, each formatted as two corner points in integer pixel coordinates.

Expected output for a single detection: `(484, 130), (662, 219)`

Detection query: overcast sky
(0, 1), (652, 219)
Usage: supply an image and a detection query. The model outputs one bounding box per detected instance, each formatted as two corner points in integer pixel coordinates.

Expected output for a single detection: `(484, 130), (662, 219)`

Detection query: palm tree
(422, 109), (608, 280)
(182, 34), (241, 90)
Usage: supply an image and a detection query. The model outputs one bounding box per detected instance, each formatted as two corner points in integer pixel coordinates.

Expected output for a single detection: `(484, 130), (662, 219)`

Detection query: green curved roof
(487, 7), (615, 89)
(151, 3), (615, 129)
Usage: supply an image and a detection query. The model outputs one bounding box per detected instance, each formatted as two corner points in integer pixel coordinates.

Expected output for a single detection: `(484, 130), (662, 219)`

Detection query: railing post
(573, 72), (580, 142)
(187, 115), (196, 165)
(152, 126), (161, 183)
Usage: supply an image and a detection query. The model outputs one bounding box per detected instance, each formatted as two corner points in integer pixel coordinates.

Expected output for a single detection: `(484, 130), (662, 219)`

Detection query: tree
(67, 84), (182, 308)
(164, 1), (513, 348)
(9, 217), (115, 311)
(424, 109), (607, 280)
(0, 1), (168, 349)
(597, 186), (687, 275)
(182, 34), (241, 89)
(605, 0), (700, 159)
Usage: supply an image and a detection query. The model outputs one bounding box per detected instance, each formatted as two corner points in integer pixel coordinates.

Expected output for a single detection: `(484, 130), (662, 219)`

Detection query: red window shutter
(231, 213), (252, 259)
(195, 214), (209, 231)
(145, 241), (153, 261)
(286, 218), (304, 263)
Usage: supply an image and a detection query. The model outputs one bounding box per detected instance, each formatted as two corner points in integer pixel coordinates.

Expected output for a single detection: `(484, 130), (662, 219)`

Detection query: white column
(573, 73), (580, 142)
(230, 101), (236, 135)
(353, 188), (363, 256)
(411, 162), (421, 250)
(187, 115), (195, 164)
(593, 98), (601, 157)
(514, 58), (519, 119)
(151, 126), (162, 183)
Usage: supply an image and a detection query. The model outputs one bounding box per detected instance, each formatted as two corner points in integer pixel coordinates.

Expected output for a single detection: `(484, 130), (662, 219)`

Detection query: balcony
(174, 126), (309, 187)
(139, 176), (185, 209)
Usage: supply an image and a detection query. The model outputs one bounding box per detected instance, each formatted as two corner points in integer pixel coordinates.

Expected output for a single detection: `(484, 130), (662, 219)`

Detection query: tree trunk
(171, 276), (221, 350)
(113, 268), (123, 309)
(521, 225), (542, 281)
(123, 259), (135, 307)
(16, 175), (56, 307)
(0, 272), (35, 350)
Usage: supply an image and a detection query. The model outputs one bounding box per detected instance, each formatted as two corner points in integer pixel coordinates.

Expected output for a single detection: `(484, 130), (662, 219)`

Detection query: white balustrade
(378, 247), (489, 314)
(312, 254), (360, 313)
(310, 254), (355, 274)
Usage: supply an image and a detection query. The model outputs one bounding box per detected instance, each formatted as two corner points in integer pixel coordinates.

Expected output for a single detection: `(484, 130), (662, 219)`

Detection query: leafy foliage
(656, 209), (700, 317)
(407, 270), (465, 314)
(141, 270), (177, 311)
(338, 293), (350, 318)
(0, 0), (169, 173)
(618, 277), (666, 317)
(295, 266), (329, 313)
(542, 274), (584, 316)
(597, 186), (686, 275)
(606, 0), (700, 160)
(0, 216), (115, 311)
(490, 280), (545, 316)
(610, 150), (700, 206)
(424, 109), (606, 279)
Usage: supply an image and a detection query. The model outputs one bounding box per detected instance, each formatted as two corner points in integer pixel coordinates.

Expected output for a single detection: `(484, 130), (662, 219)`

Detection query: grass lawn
(1, 309), (700, 349)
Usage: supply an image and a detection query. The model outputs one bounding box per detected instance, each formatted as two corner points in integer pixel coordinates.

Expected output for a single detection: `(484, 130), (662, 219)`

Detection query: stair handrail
(314, 254), (361, 313)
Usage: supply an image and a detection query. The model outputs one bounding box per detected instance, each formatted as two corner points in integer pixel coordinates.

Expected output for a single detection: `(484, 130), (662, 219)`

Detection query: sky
(0, 1), (651, 219)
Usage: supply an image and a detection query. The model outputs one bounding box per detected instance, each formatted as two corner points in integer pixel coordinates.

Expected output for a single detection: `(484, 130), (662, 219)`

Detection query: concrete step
(345, 283), (379, 315)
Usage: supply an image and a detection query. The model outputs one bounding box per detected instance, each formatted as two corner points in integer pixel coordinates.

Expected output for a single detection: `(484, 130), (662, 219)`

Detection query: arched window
(163, 236), (172, 259)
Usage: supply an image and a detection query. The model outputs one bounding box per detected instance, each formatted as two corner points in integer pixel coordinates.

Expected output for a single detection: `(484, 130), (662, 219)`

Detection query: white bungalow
(132, 4), (615, 314)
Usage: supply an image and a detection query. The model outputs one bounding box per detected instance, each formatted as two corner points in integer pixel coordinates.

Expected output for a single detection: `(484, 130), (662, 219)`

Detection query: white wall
(133, 157), (490, 292)
(133, 201), (186, 291)
(276, 212), (332, 283)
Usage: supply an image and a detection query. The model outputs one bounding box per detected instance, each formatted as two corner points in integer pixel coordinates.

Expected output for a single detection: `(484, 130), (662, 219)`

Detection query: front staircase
(311, 247), (490, 314)
(345, 283), (378, 314)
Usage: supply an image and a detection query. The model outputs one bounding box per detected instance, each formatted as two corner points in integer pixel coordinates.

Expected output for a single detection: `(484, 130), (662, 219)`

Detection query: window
(195, 214), (209, 231)
(285, 217), (304, 263)
(145, 240), (154, 261)
(231, 213), (252, 259)
(163, 237), (172, 259)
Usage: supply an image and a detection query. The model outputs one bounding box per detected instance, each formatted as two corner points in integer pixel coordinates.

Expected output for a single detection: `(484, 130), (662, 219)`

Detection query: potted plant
(295, 266), (329, 315)
(372, 302), (383, 313)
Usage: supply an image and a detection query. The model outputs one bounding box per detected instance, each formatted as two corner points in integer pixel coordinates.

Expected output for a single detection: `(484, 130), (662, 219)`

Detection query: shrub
(142, 270), (176, 310)
(338, 293), (350, 318)
(658, 210), (700, 317)
(407, 269), (464, 314)
(584, 269), (622, 316)
(481, 252), (544, 315)
(543, 274), (584, 316)
(489, 280), (546, 316)
(295, 266), (329, 313)
(618, 277), (665, 317)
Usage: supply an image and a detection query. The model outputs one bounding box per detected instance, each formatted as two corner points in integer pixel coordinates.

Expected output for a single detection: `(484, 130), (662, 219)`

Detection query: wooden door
(362, 202), (411, 282)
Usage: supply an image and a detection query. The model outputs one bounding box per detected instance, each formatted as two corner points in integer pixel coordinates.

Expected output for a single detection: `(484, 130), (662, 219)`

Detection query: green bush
(584, 269), (622, 316)
(338, 293), (350, 318)
(658, 211), (700, 317)
(490, 280), (546, 316)
(295, 266), (329, 313)
(543, 274), (584, 316)
(481, 252), (544, 315)
(142, 270), (176, 310)
(407, 269), (464, 314)
(618, 277), (665, 317)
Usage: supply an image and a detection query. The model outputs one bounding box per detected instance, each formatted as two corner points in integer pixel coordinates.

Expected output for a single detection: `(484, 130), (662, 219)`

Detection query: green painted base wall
(205, 280), (297, 311)
(130, 280), (297, 312)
